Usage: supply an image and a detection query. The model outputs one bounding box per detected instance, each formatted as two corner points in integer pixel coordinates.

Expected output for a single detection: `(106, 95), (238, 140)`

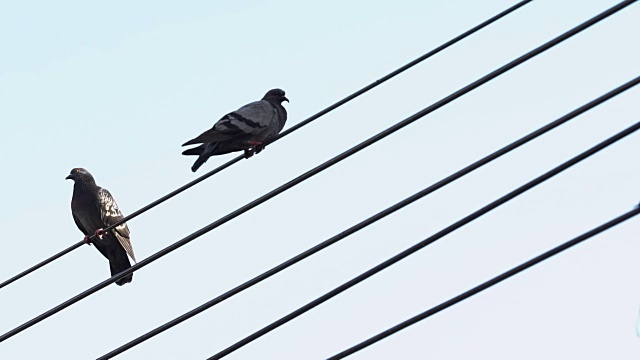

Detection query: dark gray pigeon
(66, 168), (136, 286)
(182, 88), (289, 172)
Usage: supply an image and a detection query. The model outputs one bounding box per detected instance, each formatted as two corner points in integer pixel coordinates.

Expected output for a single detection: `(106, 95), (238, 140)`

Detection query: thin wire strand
(0, 0), (624, 343)
(97, 76), (640, 359)
(208, 121), (640, 359)
(0, 159), (241, 291)
(0, 0), (533, 291)
(271, 0), (533, 142)
(328, 206), (640, 359)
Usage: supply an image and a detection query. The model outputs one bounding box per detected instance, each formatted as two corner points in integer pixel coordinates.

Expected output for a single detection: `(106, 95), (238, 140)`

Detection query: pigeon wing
(226, 100), (277, 134)
(97, 188), (136, 262)
(182, 100), (277, 146)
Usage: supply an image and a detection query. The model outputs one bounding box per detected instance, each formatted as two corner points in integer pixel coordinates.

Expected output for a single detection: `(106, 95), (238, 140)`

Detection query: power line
(207, 121), (640, 359)
(0, 158), (240, 291)
(97, 76), (640, 359)
(0, 0), (623, 343)
(0, 0), (533, 292)
(327, 206), (640, 359)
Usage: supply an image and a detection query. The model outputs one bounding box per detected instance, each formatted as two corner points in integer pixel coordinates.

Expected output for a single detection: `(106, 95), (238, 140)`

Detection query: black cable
(0, 159), (241, 291)
(0, 0), (623, 343)
(273, 0), (533, 142)
(97, 76), (640, 359)
(207, 121), (640, 359)
(328, 206), (640, 359)
(0, 0), (533, 292)
(0, 242), (85, 290)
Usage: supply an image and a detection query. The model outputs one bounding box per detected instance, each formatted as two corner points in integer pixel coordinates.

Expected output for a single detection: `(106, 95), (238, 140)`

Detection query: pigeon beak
(65, 175), (73, 180)
(283, 96), (289, 103)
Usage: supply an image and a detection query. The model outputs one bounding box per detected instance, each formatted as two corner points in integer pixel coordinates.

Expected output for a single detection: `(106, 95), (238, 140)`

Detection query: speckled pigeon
(66, 168), (136, 286)
(182, 88), (289, 172)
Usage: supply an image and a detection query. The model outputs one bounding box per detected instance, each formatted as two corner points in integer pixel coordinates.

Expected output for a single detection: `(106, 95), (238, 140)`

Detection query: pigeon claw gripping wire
(0, 0), (534, 293)
(84, 228), (105, 245)
(254, 144), (266, 155)
(243, 141), (264, 159)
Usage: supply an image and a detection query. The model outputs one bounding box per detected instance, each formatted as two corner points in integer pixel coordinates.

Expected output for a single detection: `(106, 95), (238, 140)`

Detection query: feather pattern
(97, 188), (136, 262)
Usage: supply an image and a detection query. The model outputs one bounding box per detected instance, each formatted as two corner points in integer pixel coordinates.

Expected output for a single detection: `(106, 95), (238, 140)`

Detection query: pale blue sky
(1, 1), (639, 359)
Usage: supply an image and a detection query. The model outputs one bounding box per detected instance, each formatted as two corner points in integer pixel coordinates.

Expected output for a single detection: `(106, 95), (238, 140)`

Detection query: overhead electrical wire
(0, 0), (533, 292)
(0, 0), (629, 344)
(207, 120), (640, 359)
(97, 76), (640, 359)
(327, 206), (640, 359)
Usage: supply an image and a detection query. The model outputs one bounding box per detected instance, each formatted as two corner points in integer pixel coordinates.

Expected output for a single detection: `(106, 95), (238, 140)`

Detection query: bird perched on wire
(182, 88), (289, 172)
(66, 168), (136, 286)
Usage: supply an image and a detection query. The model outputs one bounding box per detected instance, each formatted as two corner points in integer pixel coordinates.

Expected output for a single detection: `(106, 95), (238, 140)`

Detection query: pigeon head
(65, 168), (96, 184)
(262, 88), (288, 103)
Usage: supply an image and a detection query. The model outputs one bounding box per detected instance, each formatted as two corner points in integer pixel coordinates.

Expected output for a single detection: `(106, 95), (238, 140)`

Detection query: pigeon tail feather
(191, 142), (219, 172)
(182, 145), (205, 156)
(191, 156), (207, 173)
(182, 130), (232, 146)
(109, 250), (133, 286)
